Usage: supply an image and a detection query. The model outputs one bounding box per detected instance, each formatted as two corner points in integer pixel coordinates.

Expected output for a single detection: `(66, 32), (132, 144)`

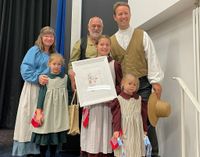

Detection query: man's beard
(90, 31), (102, 39)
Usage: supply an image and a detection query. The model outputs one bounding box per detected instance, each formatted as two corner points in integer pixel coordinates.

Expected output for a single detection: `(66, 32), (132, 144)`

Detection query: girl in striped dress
(111, 74), (145, 157)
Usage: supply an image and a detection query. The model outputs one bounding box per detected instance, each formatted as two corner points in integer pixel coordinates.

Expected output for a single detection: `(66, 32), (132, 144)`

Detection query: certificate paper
(72, 56), (117, 107)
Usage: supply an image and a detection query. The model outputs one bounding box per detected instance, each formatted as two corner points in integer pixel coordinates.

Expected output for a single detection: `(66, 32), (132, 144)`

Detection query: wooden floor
(0, 129), (79, 157)
(0, 129), (14, 157)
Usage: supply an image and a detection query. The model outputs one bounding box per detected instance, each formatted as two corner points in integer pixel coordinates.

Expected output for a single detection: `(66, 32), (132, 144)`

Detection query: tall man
(110, 2), (164, 157)
(68, 16), (104, 91)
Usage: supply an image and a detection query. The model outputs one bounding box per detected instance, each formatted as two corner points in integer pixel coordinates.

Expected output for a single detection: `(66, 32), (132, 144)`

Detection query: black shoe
(26, 154), (40, 157)
(26, 155), (34, 157)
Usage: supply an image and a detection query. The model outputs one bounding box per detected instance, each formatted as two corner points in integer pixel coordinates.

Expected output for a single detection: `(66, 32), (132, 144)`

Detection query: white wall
(128, 0), (180, 28)
(128, 0), (194, 30)
(70, 0), (82, 52)
(147, 7), (197, 157)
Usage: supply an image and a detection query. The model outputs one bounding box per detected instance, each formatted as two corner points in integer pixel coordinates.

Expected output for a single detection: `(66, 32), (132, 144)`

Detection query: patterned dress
(112, 92), (145, 157)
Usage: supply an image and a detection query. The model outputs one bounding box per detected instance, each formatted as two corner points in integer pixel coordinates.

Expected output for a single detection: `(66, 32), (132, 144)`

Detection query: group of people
(12, 2), (164, 157)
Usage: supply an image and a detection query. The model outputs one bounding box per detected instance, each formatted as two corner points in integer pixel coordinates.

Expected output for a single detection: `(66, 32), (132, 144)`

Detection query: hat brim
(148, 93), (158, 127)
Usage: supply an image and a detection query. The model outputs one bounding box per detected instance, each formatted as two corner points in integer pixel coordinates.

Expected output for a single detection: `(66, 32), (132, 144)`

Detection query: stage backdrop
(0, 0), (51, 129)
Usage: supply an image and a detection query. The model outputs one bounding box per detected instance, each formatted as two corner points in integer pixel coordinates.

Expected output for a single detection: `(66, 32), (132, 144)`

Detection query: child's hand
(35, 109), (43, 125)
(113, 131), (120, 139)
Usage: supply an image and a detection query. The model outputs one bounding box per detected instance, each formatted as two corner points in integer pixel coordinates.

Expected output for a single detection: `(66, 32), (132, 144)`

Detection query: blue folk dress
(12, 46), (50, 156)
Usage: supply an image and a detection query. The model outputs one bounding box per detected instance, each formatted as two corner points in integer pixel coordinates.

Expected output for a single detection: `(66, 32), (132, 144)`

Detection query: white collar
(116, 26), (134, 35)
(115, 26), (135, 50)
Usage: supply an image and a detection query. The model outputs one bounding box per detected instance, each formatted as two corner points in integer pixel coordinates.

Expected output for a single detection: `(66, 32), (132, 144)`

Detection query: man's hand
(152, 83), (162, 99)
(68, 69), (76, 92)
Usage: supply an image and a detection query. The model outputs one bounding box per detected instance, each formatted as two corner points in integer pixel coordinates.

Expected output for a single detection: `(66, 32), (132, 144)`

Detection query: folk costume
(31, 72), (69, 145)
(12, 46), (51, 156)
(111, 91), (145, 157)
(80, 56), (122, 157)
(111, 27), (164, 156)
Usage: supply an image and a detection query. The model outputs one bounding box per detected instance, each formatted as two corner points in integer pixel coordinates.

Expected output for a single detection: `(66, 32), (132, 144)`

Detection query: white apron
(13, 81), (39, 142)
(114, 96), (145, 157)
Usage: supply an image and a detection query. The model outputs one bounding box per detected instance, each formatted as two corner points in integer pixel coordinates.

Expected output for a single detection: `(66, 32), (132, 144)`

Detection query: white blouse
(115, 26), (164, 84)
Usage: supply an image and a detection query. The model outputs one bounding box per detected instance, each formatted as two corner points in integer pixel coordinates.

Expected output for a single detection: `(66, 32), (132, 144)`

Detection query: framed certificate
(72, 56), (117, 107)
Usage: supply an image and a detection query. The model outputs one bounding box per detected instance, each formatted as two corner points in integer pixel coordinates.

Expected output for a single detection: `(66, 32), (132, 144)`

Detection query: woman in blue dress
(12, 26), (56, 157)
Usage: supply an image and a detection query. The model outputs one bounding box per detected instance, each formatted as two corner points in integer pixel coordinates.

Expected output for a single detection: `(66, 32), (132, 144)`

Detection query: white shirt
(115, 26), (164, 84)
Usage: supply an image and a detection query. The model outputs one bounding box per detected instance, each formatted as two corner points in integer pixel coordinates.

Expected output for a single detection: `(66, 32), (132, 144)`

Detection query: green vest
(111, 28), (147, 78)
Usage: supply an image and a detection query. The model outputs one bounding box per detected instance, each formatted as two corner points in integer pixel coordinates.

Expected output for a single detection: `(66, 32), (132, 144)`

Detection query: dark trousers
(138, 76), (159, 157)
(148, 125), (159, 156)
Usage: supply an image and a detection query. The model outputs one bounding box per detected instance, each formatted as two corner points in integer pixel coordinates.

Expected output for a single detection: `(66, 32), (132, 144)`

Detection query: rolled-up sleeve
(68, 40), (81, 70)
(20, 46), (49, 84)
(21, 47), (40, 83)
(143, 32), (164, 84)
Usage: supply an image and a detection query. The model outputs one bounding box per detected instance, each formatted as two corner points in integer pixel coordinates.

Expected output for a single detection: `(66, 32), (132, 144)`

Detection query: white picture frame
(72, 56), (117, 107)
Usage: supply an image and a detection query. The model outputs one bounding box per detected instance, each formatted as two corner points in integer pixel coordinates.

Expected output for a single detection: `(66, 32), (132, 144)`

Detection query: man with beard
(68, 16), (104, 91)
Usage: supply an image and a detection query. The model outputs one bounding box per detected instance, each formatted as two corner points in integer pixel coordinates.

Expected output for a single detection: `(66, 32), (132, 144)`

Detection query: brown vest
(110, 28), (147, 78)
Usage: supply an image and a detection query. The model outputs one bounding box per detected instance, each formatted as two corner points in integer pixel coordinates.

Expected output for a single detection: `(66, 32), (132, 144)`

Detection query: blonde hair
(48, 53), (65, 66)
(35, 26), (56, 54)
(121, 73), (140, 92)
(113, 2), (130, 15)
(97, 35), (111, 45)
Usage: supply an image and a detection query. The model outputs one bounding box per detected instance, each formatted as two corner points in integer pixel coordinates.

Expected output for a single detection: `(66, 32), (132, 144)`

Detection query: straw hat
(148, 92), (171, 127)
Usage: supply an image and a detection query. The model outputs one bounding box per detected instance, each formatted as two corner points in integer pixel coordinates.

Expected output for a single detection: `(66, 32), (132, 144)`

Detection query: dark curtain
(0, 0), (51, 129)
